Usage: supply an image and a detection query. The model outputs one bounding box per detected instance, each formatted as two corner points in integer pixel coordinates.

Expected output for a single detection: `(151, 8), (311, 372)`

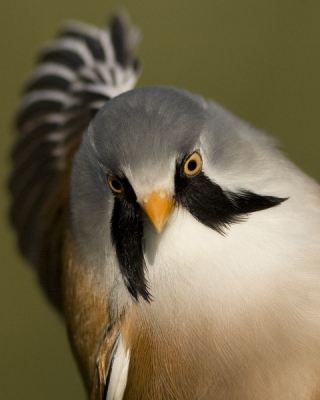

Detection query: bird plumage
(9, 12), (320, 400)
(9, 12), (140, 310)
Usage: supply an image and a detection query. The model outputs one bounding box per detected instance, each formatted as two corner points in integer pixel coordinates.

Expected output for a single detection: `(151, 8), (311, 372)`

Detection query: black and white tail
(9, 12), (140, 310)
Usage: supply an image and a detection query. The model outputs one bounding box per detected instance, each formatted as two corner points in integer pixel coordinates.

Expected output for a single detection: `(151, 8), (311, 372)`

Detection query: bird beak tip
(141, 192), (174, 233)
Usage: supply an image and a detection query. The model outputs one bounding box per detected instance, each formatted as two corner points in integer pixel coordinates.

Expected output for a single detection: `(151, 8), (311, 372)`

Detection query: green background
(1, 1), (320, 399)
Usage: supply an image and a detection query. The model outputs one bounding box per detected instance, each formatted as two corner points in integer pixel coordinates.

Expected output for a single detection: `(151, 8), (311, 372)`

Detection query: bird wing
(9, 12), (140, 311)
(104, 333), (130, 400)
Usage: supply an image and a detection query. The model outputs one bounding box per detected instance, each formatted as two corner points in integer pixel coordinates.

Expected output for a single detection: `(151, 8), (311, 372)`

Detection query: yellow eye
(183, 152), (202, 177)
(107, 176), (124, 194)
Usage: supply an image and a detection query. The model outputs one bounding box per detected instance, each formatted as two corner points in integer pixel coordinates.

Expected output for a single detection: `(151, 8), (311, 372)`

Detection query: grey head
(71, 86), (286, 301)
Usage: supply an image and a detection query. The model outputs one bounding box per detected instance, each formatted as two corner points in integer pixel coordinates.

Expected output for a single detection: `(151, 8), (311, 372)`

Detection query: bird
(9, 10), (320, 400)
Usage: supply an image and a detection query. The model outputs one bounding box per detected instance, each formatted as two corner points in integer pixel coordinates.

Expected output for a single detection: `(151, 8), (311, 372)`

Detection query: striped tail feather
(9, 12), (140, 311)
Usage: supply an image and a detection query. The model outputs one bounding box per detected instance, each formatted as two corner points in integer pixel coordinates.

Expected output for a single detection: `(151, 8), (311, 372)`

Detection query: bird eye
(107, 176), (124, 194)
(183, 151), (202, 177)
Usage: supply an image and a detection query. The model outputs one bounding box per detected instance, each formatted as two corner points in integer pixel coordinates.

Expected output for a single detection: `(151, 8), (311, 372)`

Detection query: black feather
(60, 30), (106, 62)
(175, 166), (287, 235)
(25, 74), (71, 92)
(110, 178), (150, 301)
(39, 49), (86, 70)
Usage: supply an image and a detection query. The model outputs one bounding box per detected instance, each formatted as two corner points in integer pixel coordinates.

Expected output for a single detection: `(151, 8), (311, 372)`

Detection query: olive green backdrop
(1, 1), (320, 399)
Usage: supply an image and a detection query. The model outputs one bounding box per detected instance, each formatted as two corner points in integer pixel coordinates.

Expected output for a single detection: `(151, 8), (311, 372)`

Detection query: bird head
(70, 86), (286, 302)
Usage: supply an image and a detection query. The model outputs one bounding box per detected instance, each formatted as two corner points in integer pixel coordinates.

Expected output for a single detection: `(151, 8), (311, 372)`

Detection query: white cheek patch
(105, 333), (130, 400)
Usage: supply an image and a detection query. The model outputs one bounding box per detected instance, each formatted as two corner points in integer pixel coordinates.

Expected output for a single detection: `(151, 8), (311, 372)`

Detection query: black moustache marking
(175, 167), (287, 234)
(111, 162), (286, 301)
(110, 179), (150, 302)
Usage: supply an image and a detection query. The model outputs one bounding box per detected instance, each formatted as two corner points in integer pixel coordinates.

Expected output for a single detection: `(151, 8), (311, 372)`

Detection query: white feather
(40, 38), (95, 67)
(105, 334), (130, 400)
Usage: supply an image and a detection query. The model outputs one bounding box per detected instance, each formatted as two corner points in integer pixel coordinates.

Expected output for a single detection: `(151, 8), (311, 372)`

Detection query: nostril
(157, 190), (166, 199)
(142, 194), (150, 203)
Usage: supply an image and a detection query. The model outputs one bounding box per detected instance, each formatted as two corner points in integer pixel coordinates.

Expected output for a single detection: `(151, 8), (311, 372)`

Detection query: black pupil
(187, 159), (197, 171)
(112, 179), (122, 191)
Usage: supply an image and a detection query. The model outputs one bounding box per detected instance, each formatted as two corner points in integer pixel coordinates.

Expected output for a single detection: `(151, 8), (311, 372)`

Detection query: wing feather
(104, 334), (130, 400)
(9, 12), (140, 310)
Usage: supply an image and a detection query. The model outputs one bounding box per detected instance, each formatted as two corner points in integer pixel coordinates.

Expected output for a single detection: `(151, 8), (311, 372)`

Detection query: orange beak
(141, 191), (174, 233)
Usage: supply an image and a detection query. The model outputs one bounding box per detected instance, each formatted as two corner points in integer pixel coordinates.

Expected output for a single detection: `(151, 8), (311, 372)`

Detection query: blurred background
(1, 0), (319, 398)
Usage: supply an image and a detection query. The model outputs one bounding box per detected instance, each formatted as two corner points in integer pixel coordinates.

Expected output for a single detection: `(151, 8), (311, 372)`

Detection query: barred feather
(9, 12), (140, 311)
